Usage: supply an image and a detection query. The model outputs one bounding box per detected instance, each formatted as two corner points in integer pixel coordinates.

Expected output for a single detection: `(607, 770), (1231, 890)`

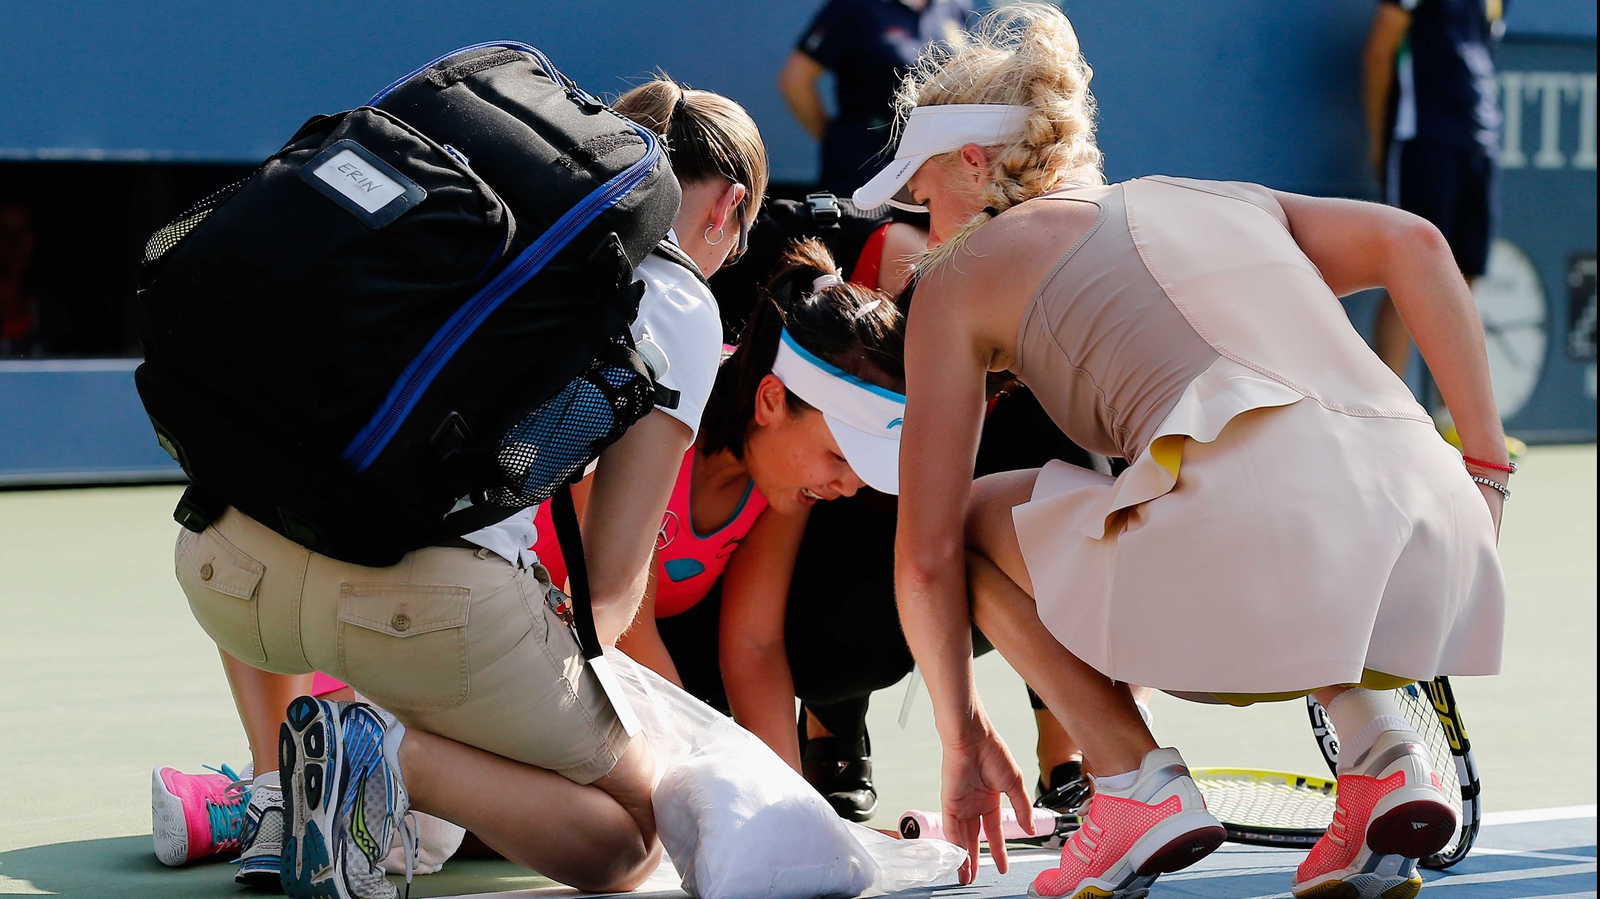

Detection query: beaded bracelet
(1469, 474), (1511, 500)
(1463, 455), (1517, 474)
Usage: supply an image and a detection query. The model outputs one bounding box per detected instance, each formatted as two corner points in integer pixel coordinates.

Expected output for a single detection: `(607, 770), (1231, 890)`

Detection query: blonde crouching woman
(862, 6), (1507, 899)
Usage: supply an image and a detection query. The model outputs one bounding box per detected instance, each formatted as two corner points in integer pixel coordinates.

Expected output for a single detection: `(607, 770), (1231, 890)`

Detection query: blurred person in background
(1363, 0), (1504, 380)
(779, 0), (974, 196)
(0, 202), (45, 357)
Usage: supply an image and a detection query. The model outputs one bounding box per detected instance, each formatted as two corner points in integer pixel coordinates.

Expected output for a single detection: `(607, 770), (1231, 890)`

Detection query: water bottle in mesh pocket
(481, 345), (666, 510)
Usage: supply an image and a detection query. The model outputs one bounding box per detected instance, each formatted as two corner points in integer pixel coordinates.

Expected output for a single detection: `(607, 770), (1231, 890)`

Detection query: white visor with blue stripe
(771, 328), (906, 494)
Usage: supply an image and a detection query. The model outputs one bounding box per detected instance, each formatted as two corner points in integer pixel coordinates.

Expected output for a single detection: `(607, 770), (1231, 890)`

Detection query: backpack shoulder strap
(649, 240), (710, 289)
(549, 482), (602, 660)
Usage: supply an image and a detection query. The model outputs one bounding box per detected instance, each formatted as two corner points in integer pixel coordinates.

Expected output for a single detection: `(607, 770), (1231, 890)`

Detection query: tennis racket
(1190, 768), (1338, 848)
(1306, 677), (1481, 869)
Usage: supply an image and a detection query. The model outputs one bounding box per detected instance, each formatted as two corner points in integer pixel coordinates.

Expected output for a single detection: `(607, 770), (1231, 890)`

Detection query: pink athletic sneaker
(1028, 748), (1226, 899)
(151, 764), (249, 866)
(1292, 729), (1457, 899)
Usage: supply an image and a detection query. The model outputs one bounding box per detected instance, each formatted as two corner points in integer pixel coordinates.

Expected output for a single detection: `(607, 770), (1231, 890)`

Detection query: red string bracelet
(1462, 455), (1517, 475)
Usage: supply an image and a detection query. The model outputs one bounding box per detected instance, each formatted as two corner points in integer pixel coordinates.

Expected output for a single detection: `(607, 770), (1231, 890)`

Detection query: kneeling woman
(535, 239), (909, 776)
(871, 6), (1507, 898)
(168, 78), (765, 897)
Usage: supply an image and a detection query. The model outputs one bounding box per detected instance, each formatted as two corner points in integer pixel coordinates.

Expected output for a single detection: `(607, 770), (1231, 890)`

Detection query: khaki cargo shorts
(176, 507), (627, 784)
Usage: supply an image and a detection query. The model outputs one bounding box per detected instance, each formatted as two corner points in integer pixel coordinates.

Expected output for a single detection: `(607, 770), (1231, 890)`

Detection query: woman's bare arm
(583, 410), (694, 643)
(895, 276), (992, 747)
(1363, 4), (1411, 177)
(615, 568), (684, 687)
(879, 222), (930, 296)
(720, 507), (810, 771)
(1272, 190), (1507, 528)
(777, 51), (828, 141)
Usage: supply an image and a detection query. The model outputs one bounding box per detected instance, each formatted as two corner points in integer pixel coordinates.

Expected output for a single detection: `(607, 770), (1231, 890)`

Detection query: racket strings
(1394, 684), (1466, 846)
(1192, 774), (1338, 832)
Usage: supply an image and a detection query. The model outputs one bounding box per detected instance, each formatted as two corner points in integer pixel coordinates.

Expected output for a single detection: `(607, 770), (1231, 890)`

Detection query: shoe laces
(201, 764), (250, 849)
(398, 812), (419, 899)
(1327, 804), (1349, 848)
(1067, 815), (1104, 865)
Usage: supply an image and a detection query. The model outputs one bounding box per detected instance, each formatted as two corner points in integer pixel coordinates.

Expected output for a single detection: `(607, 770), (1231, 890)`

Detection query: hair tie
(983, 206), (1001, 218)
(671, 87), (689, 124)
(853, 299), (882, 320)
(811, 273), (842, 293)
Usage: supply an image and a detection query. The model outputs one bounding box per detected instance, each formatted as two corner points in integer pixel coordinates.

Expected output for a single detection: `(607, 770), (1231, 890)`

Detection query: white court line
(1426, 863), (1599, 888)
(0, 358), (141, 373)
(0, 874), (52, 895)
(1185, 858), (1598, 899)
(1164, 863), (1299, 881)
(1484, 805), (1598, 826)
(435, 806), (1599, 899)
(1475, 848), (1598, 863)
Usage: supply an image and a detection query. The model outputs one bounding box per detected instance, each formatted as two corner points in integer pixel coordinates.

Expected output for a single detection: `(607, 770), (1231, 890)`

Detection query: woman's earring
(704, 224), (725, 246)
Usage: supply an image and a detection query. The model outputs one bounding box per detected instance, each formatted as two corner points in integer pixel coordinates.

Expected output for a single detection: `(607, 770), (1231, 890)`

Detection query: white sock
(1326, 688), (1411, 774)
(383, 720), (408, 782)
(253, 770), (281, 790)
(240, 761), (255, 781)
(1095, 768), (1139, 793)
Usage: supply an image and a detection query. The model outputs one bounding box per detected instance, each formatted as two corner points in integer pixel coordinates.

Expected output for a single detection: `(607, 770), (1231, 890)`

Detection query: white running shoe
(236, 778), (285, 886)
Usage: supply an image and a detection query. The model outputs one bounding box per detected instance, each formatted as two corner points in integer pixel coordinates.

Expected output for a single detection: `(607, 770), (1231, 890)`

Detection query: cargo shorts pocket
(336, 584), (471, 710)
(177, 527), (267, 664)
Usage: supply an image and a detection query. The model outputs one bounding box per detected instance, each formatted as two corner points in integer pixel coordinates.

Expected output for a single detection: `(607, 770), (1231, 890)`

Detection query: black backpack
(708, 193), (912, 342)
(136, 42), (681, 568)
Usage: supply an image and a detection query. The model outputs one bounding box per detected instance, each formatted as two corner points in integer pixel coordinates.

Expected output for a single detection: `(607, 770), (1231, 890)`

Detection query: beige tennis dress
(1008, 176), (1504, 696)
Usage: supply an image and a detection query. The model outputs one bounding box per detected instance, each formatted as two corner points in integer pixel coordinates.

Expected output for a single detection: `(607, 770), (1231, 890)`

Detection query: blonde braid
(899, 4), (1104, 270)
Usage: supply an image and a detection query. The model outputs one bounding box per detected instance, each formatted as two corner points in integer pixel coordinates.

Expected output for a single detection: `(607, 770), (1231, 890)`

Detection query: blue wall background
(0, 1), (1593, 481)
(2, 1), (1589, 185)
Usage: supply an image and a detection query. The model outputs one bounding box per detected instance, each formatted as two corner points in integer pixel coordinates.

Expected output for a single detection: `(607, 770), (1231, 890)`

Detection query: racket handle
(898, 807), (1059, 842)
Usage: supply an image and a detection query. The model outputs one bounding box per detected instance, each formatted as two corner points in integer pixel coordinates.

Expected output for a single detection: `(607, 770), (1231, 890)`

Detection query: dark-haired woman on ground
(706, 199), (1126, 822)
(532, 240), (911, 781)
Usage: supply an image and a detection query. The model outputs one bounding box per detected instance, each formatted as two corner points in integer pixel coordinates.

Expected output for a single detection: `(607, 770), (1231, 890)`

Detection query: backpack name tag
(301, 139), (426, 228)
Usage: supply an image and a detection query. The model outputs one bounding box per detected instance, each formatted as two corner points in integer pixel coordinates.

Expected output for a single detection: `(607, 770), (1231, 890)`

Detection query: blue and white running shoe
(279, 696), (415, 899)
(236, 776), (284, 886)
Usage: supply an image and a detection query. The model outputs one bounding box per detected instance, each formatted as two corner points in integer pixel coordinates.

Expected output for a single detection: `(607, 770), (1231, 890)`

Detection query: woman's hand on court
(941, 725), (1034, 884)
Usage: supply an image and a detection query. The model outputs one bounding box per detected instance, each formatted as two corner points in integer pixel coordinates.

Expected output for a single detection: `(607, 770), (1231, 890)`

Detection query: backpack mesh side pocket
(482, 341), (659, 510)
(142, 178), (251, 269)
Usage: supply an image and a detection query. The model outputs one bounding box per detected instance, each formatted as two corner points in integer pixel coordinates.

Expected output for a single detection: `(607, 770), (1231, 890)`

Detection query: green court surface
(1, 445), (1594, 898)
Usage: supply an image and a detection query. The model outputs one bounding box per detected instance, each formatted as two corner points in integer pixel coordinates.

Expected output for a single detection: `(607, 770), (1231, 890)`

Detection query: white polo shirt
(464, 241), (721, 565)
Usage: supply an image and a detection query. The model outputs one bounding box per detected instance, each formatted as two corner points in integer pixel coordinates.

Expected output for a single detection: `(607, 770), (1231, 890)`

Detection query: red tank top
(530, 447), (769, 618)
(849, 223), (892, 289)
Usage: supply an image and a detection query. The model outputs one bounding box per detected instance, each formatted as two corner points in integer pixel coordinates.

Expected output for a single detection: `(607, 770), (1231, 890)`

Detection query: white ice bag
(607, 650), (963, 899)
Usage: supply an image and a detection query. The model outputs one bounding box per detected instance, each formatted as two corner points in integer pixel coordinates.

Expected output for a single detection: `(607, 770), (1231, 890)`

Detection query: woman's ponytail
(699, 239), (904, 458)
(614, 76), (769, 224)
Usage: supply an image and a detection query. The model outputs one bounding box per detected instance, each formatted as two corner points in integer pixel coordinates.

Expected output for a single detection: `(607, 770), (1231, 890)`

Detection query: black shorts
(1388, 138), (1496, 278)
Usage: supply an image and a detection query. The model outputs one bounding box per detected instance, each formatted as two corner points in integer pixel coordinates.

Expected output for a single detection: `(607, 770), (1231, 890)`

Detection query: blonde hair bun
(898, 3), (1105, 267)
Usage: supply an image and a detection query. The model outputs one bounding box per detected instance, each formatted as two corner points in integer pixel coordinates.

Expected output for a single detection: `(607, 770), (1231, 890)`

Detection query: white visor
(771, 328), (906, 494)
(853, 104), (1031, 210)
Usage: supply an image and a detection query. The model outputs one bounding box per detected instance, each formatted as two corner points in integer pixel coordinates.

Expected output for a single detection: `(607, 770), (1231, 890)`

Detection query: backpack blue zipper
(368, 41), (577, 107)
(341, 117), (661, 471)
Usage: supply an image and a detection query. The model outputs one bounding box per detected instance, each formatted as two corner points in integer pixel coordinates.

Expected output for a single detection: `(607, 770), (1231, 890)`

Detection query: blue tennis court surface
(474, 808), (1595, 899)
